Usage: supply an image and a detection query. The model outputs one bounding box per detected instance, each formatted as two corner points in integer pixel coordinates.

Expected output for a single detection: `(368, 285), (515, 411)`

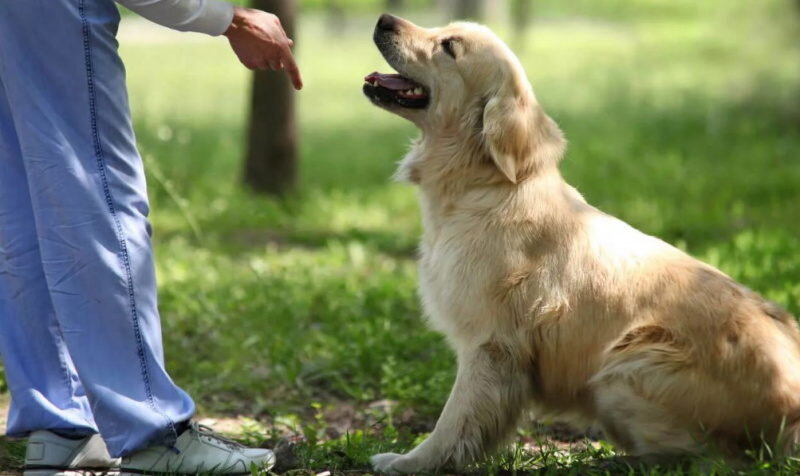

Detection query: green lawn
(3, 0), (800, 474)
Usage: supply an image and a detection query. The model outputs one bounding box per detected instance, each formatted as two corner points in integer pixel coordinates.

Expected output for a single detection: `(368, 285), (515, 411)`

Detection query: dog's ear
(482, 84), (565, 183)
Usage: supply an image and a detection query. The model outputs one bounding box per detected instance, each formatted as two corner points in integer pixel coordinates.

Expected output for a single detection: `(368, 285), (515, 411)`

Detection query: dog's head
(364, 14), (564, 184)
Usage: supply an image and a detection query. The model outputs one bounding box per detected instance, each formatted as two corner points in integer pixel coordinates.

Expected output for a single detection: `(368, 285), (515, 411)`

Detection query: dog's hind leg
(371, 341), (531, 474)
(589, 342), (710, 458)
(592, 373), (700, 457)
(585, 323), (709, 458)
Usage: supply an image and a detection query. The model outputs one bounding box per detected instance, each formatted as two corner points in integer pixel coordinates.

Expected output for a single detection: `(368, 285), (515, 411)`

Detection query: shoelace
(190, 422), (247, 451)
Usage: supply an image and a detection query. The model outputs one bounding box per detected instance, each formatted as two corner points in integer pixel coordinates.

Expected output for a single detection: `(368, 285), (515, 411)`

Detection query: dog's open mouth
(363, 72), (430, 109)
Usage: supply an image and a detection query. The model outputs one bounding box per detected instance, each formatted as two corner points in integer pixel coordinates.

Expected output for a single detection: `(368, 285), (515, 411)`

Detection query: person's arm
(117, 1), (302, 89)
(116, 0), (234, 36)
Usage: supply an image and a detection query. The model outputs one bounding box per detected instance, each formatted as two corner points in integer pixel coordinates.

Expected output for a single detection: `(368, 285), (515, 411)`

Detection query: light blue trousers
(0, 0), (195, 457)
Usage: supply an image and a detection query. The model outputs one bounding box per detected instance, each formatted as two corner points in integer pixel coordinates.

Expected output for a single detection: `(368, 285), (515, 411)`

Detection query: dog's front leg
(371, 342), (529, 474)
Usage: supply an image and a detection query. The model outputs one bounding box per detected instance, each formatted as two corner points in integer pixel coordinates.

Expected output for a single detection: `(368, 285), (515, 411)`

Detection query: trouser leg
(0, 0), (195, 457)
(0, 72), (98, 441)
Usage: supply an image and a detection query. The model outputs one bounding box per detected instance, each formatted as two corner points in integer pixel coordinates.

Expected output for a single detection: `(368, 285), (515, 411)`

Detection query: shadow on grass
(222, 227), (417, 260)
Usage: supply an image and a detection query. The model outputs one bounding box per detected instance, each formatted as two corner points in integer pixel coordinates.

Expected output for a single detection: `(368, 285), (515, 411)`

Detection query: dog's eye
(441, 38), (458, 59)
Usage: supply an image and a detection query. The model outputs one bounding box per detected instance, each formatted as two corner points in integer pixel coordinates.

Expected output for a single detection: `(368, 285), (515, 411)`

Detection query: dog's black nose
(377, 13), (398, 33)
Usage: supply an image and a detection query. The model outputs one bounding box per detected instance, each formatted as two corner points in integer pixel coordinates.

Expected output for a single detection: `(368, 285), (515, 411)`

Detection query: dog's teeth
(414, 87), (423, 94)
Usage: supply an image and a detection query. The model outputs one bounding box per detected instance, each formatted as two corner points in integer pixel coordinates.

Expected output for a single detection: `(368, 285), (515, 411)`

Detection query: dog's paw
(370, 452), (410, 475)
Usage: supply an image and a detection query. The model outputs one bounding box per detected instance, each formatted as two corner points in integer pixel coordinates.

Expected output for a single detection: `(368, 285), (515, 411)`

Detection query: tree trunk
(453, 0), (484, 20)
(511, 0), (532, 34)
(243, 0), (297, 195)
(386, 0), (404, 10)
(326, 0), (345, 35)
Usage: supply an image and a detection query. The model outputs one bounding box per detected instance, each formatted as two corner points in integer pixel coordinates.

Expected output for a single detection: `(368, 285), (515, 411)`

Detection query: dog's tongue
(365, 72), (418, 90)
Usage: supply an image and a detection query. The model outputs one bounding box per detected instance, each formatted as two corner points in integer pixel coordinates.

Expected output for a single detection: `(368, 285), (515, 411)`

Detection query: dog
(363, 13), (800, 474)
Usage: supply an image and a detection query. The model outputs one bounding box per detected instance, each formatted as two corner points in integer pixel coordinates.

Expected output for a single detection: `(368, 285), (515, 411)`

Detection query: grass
(3, 0), (800, 474)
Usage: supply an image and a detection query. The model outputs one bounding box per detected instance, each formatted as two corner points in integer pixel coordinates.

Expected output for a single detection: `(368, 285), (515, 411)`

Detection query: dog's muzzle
(363, 14), (430, 110)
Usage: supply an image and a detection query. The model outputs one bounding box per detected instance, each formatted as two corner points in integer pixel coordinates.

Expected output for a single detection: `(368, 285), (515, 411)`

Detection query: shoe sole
(116, 472), (258, 476)
(24, 471), (120, 476)
(26, 470), (252, 476)
(24, 461), (273, 476)
(116, 473), (251, 476)
(114, 454), (275, 475)
(116, 469), (270, 476)
(115, 460), (275, 475)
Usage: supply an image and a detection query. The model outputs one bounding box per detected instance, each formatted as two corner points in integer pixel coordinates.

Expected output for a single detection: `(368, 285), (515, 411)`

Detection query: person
(0, 0), (302, 474)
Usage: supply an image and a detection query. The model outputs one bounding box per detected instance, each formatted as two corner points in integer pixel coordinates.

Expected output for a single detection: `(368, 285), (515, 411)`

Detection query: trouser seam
(78, 0), (177, 443)
(53, 321), (78, 411)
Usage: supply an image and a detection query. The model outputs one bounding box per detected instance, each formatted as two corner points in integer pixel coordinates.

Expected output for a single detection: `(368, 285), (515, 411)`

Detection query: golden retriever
(363, 13), (800, 474)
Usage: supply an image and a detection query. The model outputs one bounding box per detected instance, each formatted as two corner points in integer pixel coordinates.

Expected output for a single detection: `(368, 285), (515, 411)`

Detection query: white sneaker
(23, 430), (121, 476)
(120, 422), (275, 475)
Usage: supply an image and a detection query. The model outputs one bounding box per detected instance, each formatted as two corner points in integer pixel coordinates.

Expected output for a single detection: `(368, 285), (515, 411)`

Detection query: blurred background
(2, 0), (800, 471)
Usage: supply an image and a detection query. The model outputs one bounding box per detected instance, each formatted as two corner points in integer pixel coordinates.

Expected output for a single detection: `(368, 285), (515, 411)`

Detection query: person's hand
(223, 6), (303, 90)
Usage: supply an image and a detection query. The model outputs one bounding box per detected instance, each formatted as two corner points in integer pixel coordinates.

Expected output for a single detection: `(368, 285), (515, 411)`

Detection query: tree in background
(511, 0), (532, 32)
(386, 0), (405, 11)
(326, 0), (345, 35)
(453, 0), (484, 20)
(511, 0), (533, 46)
(244, 0), (297, 195)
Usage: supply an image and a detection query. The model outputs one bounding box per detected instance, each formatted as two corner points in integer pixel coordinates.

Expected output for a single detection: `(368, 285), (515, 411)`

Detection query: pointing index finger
(281, 46), (303, 90)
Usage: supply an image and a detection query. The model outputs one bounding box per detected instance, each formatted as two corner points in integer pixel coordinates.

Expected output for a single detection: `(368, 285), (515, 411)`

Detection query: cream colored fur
(366, 16), (800, 474)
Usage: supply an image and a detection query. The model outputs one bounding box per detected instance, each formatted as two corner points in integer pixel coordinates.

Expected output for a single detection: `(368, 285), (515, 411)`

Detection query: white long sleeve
(117, 0), (234, 36)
